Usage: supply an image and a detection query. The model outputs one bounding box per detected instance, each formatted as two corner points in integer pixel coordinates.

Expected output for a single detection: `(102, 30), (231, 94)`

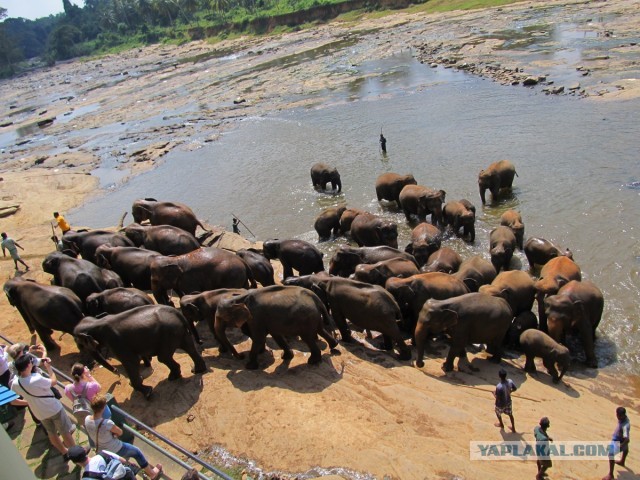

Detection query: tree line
(0, 0), (346, 78)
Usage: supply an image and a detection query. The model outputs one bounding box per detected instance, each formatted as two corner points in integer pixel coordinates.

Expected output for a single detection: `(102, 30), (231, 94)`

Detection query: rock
(569, 83), (581, 90)
(430, 63), (438, 68)
(37, 117), (55, 127)
(233, 97), (246, 104)
(522, 77), (539, 86)
(0, 205), (20, 218)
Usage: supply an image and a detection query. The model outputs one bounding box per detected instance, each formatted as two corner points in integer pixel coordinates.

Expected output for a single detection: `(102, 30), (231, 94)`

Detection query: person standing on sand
(603, 406), (630, 480)
(493, 368), (517, 432)
(534, 417), (553, 480)
(53, 211), (71, 234)
(1, 232), (29, 271)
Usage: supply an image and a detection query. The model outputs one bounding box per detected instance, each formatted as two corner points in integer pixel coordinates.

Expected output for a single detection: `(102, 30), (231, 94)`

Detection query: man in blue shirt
(493, 368), (517, 432)
(603, 406), (631, 480)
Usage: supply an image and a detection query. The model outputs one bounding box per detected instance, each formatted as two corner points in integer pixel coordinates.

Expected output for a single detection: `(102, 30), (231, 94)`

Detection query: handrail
(0, 333), (233, 480)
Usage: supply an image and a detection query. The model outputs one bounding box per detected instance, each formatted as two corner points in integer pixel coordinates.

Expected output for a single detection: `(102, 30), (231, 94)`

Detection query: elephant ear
(571, 300), (586, 326)
(229, 303), (252, 328)
(75, 332), (101, 351)
(556, 275), (570, 289)
(439, 308), (459, 329)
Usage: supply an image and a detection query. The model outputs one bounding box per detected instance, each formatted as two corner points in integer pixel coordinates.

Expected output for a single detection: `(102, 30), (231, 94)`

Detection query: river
(71, 50), (640, 372)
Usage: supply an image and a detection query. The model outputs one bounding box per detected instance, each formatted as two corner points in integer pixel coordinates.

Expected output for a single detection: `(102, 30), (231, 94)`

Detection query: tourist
(181, 468), (200, 480)
(67, 445), (136, 480)
(1, 232), (29, 271)
(85, 395), (162, 480)
(534, 417), (553, 480)
(64, 363), (111, 421)
(603, 406), (631, 480)
(10, 353), (76, 460)
(493, 368), (517, 432)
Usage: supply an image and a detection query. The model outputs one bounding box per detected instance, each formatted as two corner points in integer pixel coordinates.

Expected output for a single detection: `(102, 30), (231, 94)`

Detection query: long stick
(231, 213), (255, 237)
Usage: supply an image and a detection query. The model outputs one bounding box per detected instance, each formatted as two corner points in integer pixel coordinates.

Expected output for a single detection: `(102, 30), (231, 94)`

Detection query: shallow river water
(71, 51), (640, 372)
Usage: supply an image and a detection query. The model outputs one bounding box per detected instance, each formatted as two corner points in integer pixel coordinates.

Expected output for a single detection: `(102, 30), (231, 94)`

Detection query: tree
(47, 24), (83, 60)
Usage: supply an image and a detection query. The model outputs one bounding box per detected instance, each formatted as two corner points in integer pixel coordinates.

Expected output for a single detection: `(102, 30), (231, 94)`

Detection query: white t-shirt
(10, 373), (62, 420)
(0, 348), (9, 376)
(83, 454), (107, 477)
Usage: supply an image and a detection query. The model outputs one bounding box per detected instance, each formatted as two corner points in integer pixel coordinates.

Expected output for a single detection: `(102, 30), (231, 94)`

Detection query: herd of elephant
(3, 160), (603, 399)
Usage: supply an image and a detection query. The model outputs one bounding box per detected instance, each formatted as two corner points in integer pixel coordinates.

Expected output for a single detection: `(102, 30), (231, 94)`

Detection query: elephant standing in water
(215, 286), (339, 369)
(544, 280), (603, 368)
(534, 256), (581, 331)
(73, 305), (207, 399)
(420, 247), (463, 274)
(524, 237), (573, 270)
(489, 226), (517, 273)
(350, 213), (399, 249)
(310, 163), (341, 193)
(4, 277), (84, 350)
(399, 185), (446, 226)
(132, 198), (208, 236)
(443, 200), (476, 242)
(404, 223), (442, 267)
(453, 256), (497, 292)
(415, 292), (513, 371)
(478, 159), (518, 204)
(500, 210), (525, 250)
(479, 270), (535, 317)
(353, 257), (420, 286)
(328, 245), (417, 277)
(314, 206), (347, 240)
(263, 239), (325, 279)
(339, 208), (366, 234)
(375, 173), (417, 205)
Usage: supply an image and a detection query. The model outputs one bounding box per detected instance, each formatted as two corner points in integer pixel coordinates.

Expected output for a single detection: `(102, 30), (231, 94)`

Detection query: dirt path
(1, 0), (639, 478)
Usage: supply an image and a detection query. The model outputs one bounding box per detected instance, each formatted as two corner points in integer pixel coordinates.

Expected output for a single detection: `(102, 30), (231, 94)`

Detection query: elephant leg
(537, 293), (548, 333)
(181, 333), (207, 374)
(299, 332), (323, 365)
(281, 262), (294, 280)
(332, 309), (353, 343)
(142, 356), (152, 367)
(542, 357), (559, 382)
(318, 327), (338, 350)
(157, 351), (182, 381)
(33, 324), (58, 351)
(442, 346), (457, 372)
(246, 332), (266, 370)
(121, 357), (152, 399)
(524, 353), (537, 373)
(578, 321), (598, 368)
(189, 320), (203, 345)
(271, 334), (294, 361)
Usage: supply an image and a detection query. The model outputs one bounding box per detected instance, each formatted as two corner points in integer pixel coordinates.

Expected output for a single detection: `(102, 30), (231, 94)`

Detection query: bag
(72, 383), (92, 424)
(51, 386), (63, 399)
(82, 452), (137, 480)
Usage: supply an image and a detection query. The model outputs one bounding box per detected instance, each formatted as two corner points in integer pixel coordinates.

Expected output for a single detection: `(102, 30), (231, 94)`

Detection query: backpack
(71, 383), (92, 425)
(82, 452), (137, 480)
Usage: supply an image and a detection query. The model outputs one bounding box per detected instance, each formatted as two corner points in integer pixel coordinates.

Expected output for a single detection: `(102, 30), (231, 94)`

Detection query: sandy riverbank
(1, 0), (639, 478)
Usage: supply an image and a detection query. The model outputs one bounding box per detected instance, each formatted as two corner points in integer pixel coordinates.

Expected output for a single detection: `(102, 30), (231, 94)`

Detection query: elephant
(328, 245), (418, 278)
(339, 208), (366, 233)
(478, 159), (518, 204)
(262, 239), (325, 279)
(314, 206), (347, 240)
(132, 198), (207, 236)
(375, 173), (417, 205)
(310, 163), (341, 193)
(500, 210), (525, 250)
(479, 270), (535, 316)
(214, 285), (339, 369)
(520, 329), (570, 383)
(506, 311), (539, 348)
(308, 276), (411, 360)
(544, 280), (603, 368)
(73, 305), (207, 398)
(179, 288), (247, 345)
(489, 226), (517, 273)
(350, 213), (399, 249)
(443, 200), (476, 242)
(43, 251), (124, 303)
(282, 271), (333, 290)
(453, 256), (497, 292)
(236, 249), (275, 286)
(95, 245), (162, 291)
(404, 223), (442, 267)
(399, 185), (446, 226)
(121, 223), (200, 256)
(415, 292), (513, 371)
(150, 247), (256, 305)
(353, 257), (420, 286)
(61, 230), (135, 264)
(4, 277), (84, 350)
(85, 287), (154, 316)
(420, 247), (463, 274)
(385, 272), (469, 334)
(534, 256), (581, 332)
(524, 237), (573, 270)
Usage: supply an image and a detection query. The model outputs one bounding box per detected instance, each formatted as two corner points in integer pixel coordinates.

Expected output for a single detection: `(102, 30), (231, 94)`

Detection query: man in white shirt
(10, 353), (76, 460)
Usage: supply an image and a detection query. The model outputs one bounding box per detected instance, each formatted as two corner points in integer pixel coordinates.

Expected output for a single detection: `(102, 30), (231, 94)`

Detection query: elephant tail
(310, 290), (336, 330)
(243, 260), (258, 289)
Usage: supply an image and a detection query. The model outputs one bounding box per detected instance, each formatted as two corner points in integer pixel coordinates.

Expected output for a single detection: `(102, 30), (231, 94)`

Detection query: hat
(14, 353), (34, 372)
(67, 445), (89, 463)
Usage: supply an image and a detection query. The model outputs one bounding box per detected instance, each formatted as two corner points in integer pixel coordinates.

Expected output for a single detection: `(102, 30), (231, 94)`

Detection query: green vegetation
(0, 0), (523, 78)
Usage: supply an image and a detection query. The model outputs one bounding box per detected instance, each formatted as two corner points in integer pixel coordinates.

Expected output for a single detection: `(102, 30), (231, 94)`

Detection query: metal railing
(0, 333), (233, 480)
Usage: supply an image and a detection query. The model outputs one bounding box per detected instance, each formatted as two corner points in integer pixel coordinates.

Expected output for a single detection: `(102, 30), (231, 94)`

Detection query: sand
(1, 0), (639, 478)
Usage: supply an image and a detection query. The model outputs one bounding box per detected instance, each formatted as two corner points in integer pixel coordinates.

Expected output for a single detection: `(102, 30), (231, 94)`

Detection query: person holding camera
(10, 353), (76, 460)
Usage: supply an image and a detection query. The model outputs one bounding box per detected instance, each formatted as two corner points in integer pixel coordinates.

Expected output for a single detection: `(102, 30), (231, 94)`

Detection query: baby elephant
(519, 329), (570, 383)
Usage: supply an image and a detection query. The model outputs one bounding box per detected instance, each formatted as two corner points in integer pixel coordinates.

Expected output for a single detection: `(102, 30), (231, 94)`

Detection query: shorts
(9, 250), (20, 261)
(537, 458), (552, 468)
(609, 440), (629, 458)
(495, 402), (513, 416)
(40, 408), (75, 436)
